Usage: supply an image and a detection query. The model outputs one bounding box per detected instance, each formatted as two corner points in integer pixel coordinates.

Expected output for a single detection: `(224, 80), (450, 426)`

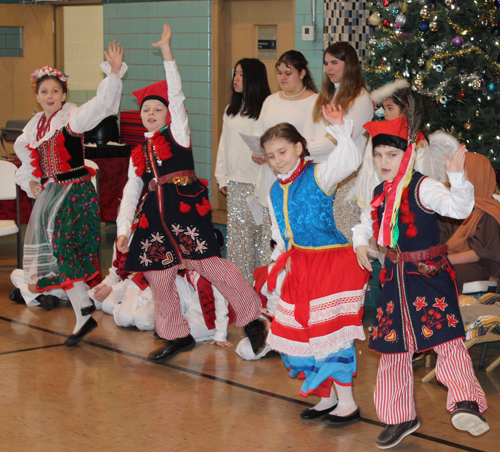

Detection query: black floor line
(0, 343), (65, 356)
(0, 315), (488, 452)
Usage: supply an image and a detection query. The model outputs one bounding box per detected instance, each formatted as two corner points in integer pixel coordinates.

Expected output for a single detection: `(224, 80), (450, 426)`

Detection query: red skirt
(267, 245), (370, 360)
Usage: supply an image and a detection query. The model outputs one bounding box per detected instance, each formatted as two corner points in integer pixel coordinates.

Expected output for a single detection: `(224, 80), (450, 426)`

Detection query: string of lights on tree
(363, 0), (500, 164)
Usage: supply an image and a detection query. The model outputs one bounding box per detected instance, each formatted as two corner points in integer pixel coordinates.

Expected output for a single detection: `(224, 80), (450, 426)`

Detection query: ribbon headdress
(364, 93), (427, 248)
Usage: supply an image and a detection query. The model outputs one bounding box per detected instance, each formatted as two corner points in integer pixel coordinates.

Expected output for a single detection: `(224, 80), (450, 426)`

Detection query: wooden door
(212, 0), (294, 222)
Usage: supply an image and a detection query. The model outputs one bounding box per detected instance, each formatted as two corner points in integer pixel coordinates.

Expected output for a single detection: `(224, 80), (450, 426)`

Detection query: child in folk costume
(353, 102), (489, 448)
(14, 42), (126, 345)
(116, 24), (263, 362)
(262, 105), (370, 424)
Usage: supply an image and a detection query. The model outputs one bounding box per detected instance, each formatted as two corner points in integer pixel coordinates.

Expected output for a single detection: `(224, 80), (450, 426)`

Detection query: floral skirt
(23, 179), (100, 291)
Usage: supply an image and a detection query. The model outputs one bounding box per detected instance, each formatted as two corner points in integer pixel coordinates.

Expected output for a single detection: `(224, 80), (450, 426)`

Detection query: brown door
(0, 4), (55, 155)
(212, 0), (294, 221)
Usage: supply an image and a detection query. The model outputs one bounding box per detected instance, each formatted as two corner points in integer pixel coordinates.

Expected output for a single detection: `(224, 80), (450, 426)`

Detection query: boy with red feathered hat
(353, 93), (489, 449)
(115, 24), (264, 362)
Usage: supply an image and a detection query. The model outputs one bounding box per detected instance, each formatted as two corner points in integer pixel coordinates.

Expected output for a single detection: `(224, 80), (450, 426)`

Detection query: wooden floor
(0, 228), (498, 452)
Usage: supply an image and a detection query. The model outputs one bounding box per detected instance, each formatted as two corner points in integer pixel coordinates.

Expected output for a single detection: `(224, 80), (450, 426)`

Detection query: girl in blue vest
(261, 104), (369, 424)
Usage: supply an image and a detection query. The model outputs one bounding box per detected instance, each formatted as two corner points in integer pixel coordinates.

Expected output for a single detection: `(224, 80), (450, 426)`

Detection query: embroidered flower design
(433, 297), (448, 312)
(185, 226), (199, 240)
(195, 239), (207, 253)
(140, 239), (151, 251)
(447, 314), (459, 328)
(413, 297), (428, 311)
(386, 301), (394, 314)
(376, 307), (384, 320)
(150, 232), (164, 244)
(371, 326), (379, 339)
(171, 224), (184, 236)
(140, 253), (152, 267)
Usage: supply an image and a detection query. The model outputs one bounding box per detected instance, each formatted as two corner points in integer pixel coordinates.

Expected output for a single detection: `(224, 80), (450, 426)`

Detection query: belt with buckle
(148, 170), (197, 191)
(385, 244), (448, 264)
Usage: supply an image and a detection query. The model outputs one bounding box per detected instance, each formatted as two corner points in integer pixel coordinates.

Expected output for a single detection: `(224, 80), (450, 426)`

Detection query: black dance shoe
(64, 317), (98, 346)
(244, 318), (267, 354)
(147, 334), (196, 362)
(451, 401), (490, 436)
(36, 295), (61, 311)
(9, 288), (25, 304)
(81, 302), (96, 316)
(375, 418), (420, 449)
(300, 403), (338, 420)
(322, 408), (361, 426)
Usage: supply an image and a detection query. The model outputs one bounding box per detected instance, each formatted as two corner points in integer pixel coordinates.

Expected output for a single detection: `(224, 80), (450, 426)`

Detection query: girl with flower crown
(14, 41), (127, 346)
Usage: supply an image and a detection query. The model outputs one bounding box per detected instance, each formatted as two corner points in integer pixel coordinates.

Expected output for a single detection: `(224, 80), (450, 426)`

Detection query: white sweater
(214, 109), (261, 188)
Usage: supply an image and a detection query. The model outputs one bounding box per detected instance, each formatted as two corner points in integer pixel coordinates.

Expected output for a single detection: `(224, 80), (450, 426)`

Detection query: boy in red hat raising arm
(353, 93), (489, 449)
(116, 24), (264, 362)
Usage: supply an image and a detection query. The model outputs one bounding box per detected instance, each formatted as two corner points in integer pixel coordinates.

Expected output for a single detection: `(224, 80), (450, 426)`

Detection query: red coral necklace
(36, 108), (62, 141)
(279, 158), (311, 185)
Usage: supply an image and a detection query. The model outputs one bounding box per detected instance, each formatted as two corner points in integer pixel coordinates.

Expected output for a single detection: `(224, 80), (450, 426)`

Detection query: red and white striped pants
(374, 320), (487, 424)
(145, 257), (262, 340)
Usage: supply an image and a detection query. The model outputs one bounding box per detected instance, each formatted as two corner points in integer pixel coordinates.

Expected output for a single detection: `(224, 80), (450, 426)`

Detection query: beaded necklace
(36, 108), (62, 141)
(279, 158), (311, 185)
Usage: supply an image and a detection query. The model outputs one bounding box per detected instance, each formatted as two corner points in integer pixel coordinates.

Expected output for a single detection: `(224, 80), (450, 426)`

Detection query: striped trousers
(145, 257), (262, 340)
(374, 319), (487, 424)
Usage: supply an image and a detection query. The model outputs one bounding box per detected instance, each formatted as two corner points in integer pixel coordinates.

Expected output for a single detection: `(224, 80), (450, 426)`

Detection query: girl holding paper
(215, 58), (271, 283)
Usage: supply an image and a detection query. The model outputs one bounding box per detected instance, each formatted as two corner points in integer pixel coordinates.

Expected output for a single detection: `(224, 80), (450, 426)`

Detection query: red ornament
(458, 90), (467, 100)
(383, 20), (391, 28)
(383, 0), (389, 6)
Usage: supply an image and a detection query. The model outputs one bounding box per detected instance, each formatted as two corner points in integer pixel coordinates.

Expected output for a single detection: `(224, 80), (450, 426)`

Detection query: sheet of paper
(246, 194), (264, 226)
(239, 133), (266, 157)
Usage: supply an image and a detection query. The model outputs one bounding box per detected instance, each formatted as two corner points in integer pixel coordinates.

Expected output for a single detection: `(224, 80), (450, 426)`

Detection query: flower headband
(30, 66), (69, 91)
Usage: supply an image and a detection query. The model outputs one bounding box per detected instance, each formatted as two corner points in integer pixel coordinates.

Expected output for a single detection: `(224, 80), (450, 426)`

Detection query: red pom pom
(86, 166), (97, 177)
(401, 212), (415, 225)
(401, 187), (410, 201)
(131, 144), (146, 177)
(400, 201), (410, 214)
(406, 223), (417, 238)
(153, 135), (172, 161)
(196, 198), (211, 216)
(379, 267), (387, 285)
(180, 201), (191, 213)
(138, 213), (149, 229)
(371, 208), (378, 221)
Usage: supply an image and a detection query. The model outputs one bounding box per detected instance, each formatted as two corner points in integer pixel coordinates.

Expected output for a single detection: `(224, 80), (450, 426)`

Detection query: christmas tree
(363, 0), (500, 166)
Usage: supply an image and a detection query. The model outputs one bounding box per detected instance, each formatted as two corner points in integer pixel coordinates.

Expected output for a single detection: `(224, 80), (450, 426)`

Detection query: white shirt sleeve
(419, 172), (474, 219)
(68, 62), (127, 134)
(267, 196), (287, 261)
(14, 118), (39, 197)
(352, 207), (374, 251)
(214, 110), (229, 188)
(315, 120), (363, 193)
(212, 286), (230, 342)
(116, 158), (144, 238)
(163, 60), (190, 148)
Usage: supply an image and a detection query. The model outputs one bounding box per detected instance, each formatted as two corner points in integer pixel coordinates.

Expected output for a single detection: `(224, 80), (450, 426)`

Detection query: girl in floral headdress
(14, 41), (127, 346)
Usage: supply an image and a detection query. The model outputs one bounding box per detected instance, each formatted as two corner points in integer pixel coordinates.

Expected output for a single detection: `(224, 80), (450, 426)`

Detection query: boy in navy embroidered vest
(116, 24), (263, 362)
(353, 100), (489, 448)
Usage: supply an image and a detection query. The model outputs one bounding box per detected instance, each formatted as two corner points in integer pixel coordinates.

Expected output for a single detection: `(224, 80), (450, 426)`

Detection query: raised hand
(446, 143), (466, 173)
(152, 24), (173, 61)
(322, 103), (344, 126)
(104, 41), (124, 75)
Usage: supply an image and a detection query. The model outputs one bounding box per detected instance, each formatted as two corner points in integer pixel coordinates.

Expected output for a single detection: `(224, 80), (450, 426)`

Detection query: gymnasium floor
(0, 226), (498, 452)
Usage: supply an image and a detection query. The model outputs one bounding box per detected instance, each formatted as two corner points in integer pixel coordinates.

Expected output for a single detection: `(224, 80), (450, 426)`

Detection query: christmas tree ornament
(383, 20), (391, 28)
(434, 64), (444, 72)
(396, 14), (407, 27)
(475, 111), (481, 118)
(480, 18), (491, 28)
(492, 26), (500, 38)
(413, 77), (424, 89)
(430, 21), (439, 32)
(418, 58), (426, 67)
(486, 82), (498, 93)
(369, 13), (382, 27)
(445, 0), (456, 7)
(464, 122), (473, 131)
(420, 7), (430, 20)
(472, 78), (483, 90)
(369, 37), (378, 46)
(458, 90), (467, 100)
(439, 95), (448, 105)
(418, 21), (430, 32)
(383, 0), (389, 6)
(452, 36), (464, 48)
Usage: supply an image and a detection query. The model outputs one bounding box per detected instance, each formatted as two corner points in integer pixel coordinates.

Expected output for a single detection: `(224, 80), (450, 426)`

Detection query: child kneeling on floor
(353, 94), (489, 449)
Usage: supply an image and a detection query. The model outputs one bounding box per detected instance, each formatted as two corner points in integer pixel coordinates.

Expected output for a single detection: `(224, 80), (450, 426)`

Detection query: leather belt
(149, 170), (197, 191)
(385, 245), (448, 264)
